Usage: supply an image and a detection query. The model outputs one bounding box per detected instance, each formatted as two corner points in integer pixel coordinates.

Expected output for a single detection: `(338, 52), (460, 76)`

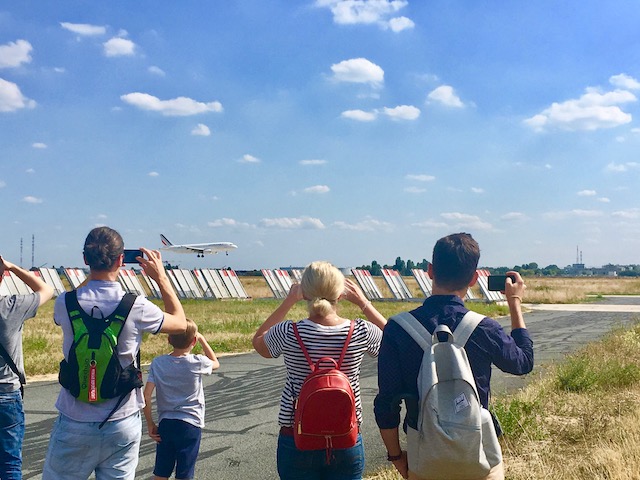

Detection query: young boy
(143, 318), (220, 480)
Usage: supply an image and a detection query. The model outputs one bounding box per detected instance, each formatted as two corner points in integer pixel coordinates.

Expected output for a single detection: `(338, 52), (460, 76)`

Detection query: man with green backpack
(42, 227), (187, 480)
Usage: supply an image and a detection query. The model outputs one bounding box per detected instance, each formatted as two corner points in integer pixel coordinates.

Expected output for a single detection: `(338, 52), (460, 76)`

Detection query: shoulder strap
(292, 322), (314, 370)
(292, 320), (355, 370)
(453, 310), (485, 347)
(0, 341), (26, 397)
(336, 320), (354, 369)
(390, 311), (431, 351)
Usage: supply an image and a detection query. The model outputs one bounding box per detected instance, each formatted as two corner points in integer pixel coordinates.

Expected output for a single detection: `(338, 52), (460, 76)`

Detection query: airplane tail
(160, 234), (173, 246)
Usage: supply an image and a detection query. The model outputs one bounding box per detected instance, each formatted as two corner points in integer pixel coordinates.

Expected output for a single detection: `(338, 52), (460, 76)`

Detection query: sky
(2, 1), (640, 271)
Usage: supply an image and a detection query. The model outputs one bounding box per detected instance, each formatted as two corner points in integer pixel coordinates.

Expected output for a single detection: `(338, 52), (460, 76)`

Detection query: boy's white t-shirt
(148, 353), (214, 428)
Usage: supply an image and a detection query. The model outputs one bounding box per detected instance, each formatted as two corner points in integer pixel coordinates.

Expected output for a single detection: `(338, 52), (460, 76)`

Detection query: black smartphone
(487, 274), (516, 291)
(123, 249), (143, 264)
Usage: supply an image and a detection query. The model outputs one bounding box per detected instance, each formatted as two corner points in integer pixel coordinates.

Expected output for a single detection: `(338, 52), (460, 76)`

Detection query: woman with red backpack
(253, 261), (387, 479)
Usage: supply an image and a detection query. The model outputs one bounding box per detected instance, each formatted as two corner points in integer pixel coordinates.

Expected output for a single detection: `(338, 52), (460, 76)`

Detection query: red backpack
(292, 320), (358, 462)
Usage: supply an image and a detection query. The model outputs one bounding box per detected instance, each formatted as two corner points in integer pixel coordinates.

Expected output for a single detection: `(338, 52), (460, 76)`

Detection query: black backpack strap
(0, 341), (25, 398)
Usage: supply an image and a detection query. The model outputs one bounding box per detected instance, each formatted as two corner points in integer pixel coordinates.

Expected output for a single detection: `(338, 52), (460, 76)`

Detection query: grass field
(20, 274), (640, 478)
(22, 274), (640, 377)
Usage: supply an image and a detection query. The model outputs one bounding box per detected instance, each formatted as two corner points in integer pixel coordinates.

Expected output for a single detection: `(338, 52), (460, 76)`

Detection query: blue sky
(2, 1), (640, 271)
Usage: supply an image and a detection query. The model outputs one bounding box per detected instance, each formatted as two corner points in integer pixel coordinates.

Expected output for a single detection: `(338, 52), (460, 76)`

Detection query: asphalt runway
(22, 297), (640, 479)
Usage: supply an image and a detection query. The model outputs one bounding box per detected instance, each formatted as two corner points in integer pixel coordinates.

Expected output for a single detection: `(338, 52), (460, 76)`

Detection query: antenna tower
(20, 237), (23, 268)
(32, 234), (35, 269)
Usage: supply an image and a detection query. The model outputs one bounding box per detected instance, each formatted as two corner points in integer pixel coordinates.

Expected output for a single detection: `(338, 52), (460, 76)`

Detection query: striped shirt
(264, 318), (382, 427)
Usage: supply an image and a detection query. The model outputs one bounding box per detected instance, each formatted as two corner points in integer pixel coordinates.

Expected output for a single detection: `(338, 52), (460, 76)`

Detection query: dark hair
(432, 233), (480, 291)
(168, 319), (197, 349)
(83, 227), (124, 271)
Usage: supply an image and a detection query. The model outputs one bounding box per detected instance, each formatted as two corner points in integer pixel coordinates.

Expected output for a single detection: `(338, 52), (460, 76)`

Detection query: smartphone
(487, 274), (516, 291)
(123, 249), (143, 264)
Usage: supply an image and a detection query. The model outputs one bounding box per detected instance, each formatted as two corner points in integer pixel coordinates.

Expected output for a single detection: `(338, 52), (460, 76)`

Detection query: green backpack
(59, 290), (143, 426)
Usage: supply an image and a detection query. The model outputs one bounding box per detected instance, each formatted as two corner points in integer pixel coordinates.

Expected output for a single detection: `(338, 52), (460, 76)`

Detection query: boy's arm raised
(197, 333), (220, 370)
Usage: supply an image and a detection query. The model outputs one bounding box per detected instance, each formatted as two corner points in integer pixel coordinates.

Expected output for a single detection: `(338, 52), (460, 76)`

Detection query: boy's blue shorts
(154, 418), (202, 480)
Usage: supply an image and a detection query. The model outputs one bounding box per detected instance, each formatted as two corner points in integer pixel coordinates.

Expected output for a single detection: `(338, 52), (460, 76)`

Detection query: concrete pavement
(22, 297), (640, 479)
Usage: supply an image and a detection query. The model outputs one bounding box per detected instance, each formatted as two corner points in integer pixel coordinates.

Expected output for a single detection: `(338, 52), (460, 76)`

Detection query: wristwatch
(387, 451), (403, 461)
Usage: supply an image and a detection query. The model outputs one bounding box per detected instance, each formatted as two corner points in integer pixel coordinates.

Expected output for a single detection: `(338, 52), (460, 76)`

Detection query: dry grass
(22, 275), (640, 377)
(522, 276), (640, 304)
(367, 322), (640, 480)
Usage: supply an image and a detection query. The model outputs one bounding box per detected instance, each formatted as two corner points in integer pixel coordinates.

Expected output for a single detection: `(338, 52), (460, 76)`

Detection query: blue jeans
(277, 433), (365, 480)
(0, 390), (24, 480)
(42, 411), (142, 480)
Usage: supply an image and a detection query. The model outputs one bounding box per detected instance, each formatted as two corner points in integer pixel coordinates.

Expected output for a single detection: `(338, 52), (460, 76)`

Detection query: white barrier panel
(64, 268), (87, 290)
(262, 269), (286, 299)
(174, 269), (201, 299)
(139, 271), (161, 299)
(1, 272), (21, 295)
(125, 269), (148, 296)
(290, 269), (303, 282)
(351, 269), (383, 300)
(226, 269), (249, 299)
(192, 270), (215, 298)
(382, 269), (413, 300)
(166, 270), (188, 299)
(275, 269), (293, 294)
(118, 269), (147, 296)
(39, 268), (65, 295)
(411, 269), (432, 297)
(202, 269), (231, 299)
(0, 273), (11, 296)
(219, 269), (243, 298)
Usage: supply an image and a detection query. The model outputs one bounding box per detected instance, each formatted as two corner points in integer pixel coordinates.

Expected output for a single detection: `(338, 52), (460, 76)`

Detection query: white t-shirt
(147, 353), (214, 428)
(264, 318), (382, 427)
(54, 280), (164, 422)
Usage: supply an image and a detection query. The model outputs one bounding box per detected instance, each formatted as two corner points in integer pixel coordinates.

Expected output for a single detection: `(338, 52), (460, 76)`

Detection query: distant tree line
(359, 258), (640, 277)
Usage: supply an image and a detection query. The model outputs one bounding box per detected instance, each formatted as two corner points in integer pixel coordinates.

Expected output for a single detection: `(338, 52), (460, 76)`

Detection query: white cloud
(606, 161), (639, 172)
(121, 93), (223, 116)
(22, 196), (43, 204)
(411, 219), (449, 229)
(524, 87), (636, 131)
(303, 185), (330, 194)
(104, 37), (136, 57)
(427, 85), (464, 108)
(577, 189), (597, 196)
(26, 168), (35, 174)
(148, 66), (166, 76)
(317, 0), (412, 32)
(208, 218), (253, 228)
(382, 105), (420, 120)
(609, 73), (640, 90)
(598, 197), (610, 203)
(260, 216), (325, 229)
(440, 212), (493, 230)
(0, 40), (33, 69)
(239, 154), (260, 164)
(0, 180), (5, 188)
(341, 109), (377, 121)
(60, 22), (106, 36)
(191, 123), (211, 136)
(0, 78), (36, 112)
(388, 16), (414, 32)
(331, 58), (384, 86)
(612, 208), (640, 219)
(404, 186), (426, 194)
(148, 171), (159, 177)
(406, 174), (435, 182)
(333, 218), (393, 232)
(543, 209), (603, 220)
(299, 159), (327, 166)
(500, 212), (528, 221)
(471, 187), (484, 194)
(32, 142), (47, 149)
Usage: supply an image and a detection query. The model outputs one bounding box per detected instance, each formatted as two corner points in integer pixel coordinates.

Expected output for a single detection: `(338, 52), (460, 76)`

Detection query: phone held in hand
(487, 274), (516, 291)
(123, 249), (143, 264)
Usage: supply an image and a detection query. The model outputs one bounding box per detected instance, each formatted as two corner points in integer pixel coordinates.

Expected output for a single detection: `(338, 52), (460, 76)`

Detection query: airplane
(159, 234), (238, 257)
